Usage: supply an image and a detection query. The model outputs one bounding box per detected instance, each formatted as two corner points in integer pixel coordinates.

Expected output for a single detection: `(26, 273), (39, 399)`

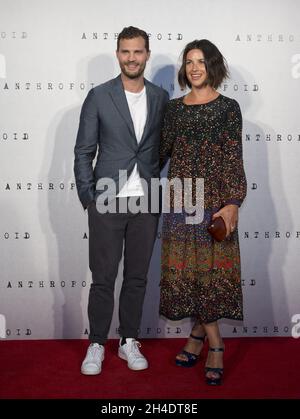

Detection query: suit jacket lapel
(109, 75), (136, 142)
(109, 76), (158, 148)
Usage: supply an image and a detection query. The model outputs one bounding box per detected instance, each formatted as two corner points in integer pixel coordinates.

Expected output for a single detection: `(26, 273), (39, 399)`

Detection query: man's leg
(119, 212), (159, 338)
(88, 203), (127, 344)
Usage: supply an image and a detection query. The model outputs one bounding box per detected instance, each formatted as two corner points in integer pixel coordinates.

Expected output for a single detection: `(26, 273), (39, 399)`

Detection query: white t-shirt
(117, 87), (147, 197)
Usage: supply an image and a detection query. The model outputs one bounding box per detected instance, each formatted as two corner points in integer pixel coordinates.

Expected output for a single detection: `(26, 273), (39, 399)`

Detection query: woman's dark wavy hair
(178, 39), (229, 90)
(117, 26), (149, 52)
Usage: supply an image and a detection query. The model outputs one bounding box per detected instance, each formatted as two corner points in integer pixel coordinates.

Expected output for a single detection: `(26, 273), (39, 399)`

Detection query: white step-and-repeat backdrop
(1, 0), (300, 340)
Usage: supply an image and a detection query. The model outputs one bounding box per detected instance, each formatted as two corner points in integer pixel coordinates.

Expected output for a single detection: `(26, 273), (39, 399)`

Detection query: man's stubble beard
(121, 62), (146, 79)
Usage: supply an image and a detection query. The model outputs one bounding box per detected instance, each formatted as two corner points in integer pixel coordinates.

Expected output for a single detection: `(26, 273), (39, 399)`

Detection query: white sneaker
(81, 343), (104, 375)
(118, 338), (148, 370)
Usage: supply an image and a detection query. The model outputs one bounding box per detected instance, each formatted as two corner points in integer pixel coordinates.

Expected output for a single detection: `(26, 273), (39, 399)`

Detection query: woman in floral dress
(159, 39), (247, 385)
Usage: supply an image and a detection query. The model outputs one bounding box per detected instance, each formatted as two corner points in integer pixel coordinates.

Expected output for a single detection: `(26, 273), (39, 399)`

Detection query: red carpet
(0, 337), (299, 399)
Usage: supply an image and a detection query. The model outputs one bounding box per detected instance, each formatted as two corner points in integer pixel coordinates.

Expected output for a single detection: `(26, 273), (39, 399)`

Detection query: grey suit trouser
(87, 199), (159, 345)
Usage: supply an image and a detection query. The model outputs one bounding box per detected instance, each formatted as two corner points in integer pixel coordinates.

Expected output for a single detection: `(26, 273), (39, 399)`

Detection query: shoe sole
(81, 368), (101, 375)
(118, 350), (148, 371)
(175, 359), (197, 368)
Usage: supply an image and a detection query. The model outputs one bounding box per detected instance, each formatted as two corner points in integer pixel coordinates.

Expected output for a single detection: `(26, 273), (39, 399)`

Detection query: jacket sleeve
(74, 89), (99, 209)
(159, 101), (175, 172)
(221, 99), (247, 207)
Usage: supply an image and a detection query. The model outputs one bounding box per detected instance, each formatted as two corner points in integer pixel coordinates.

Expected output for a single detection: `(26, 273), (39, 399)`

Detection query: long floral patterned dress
(159, 94), (247, 323)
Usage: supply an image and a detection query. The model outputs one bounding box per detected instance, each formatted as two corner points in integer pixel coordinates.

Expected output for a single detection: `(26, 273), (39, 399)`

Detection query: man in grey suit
(74, 26), (169, 375)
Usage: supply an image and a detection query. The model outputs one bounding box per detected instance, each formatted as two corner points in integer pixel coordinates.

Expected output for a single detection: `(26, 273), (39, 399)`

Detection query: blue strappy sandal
(175, 334), (206, 368)
(205, 347), (224, 385)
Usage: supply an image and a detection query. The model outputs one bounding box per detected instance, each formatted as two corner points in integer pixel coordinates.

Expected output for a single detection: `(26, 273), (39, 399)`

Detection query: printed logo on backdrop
(1, 315), (32, 339)
(245, 132), (300, 142)
(2, 181), (75, 191)
(3, 131), (300, 143)
(83, 327), (183, 339)
(5, 327), (32, 338)
(81, 230), (300, 241)
(80, 31), (184, 41)
(235, 33), (295, 42)
(6, 280), (87, 289)
(1, 232), (30, 240)
(1, 81), (94, 91)
(83, 324), (291, 338)
(2, 324), (293, 339)
(232, 325), (291, 336)
(1, 133), (29, 142)
(0, 32), (28, 39)
(241, 278), (256, 287)
(243, 231), (300, 239)
(4, 278), (258, 290)
(0, 80), (260, 95)
(1, 277), (256, 290)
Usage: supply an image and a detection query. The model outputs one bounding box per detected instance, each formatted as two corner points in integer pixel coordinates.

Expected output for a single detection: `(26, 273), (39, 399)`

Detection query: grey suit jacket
(74, 75), (169, 209)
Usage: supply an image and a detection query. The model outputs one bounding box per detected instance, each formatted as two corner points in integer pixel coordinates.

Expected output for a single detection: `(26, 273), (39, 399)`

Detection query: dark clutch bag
(207, 216), (227, 242)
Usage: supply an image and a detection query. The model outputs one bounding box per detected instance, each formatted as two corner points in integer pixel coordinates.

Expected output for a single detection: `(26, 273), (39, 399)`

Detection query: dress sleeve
(221, 99), (247, 207)
(159, 101), (176, 171)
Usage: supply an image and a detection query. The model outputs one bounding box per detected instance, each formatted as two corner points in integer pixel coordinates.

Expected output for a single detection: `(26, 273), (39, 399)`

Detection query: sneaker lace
(131, 340), (142, 357)
(88, 343), (101, 359)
